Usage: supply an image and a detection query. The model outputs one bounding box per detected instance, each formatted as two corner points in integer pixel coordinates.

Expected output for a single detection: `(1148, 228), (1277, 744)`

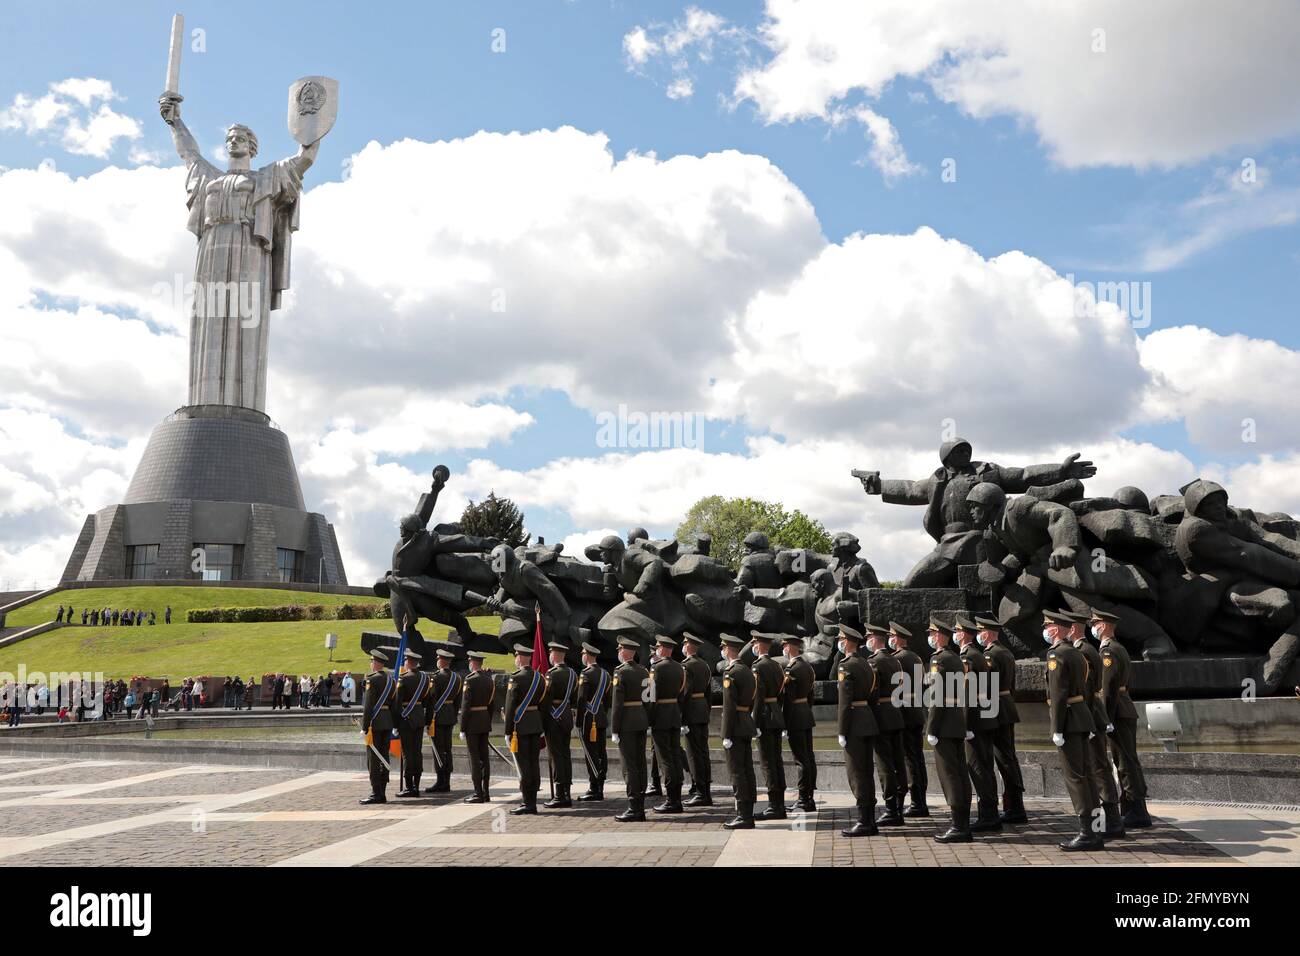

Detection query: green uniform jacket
(751, 655), (786, 730)
(891, 647), (927, 727)
(429, 667), (464, 729)
(649, 657), (685, 730)
(1074, 639), (1110, 731)
(982, 641), (1020, 725)
(361, 669), (396, 734)
(576, 664), (611, 729)
(458, 669), (495, 734)
(836, 655), (880, 738)
(959, 643), (999, 732)
(781, 655), (816, 731)
(721, 659), (757, 741)
(397, 668), (431, 730)
(924, 647), (967, 739)
(866, 649), (905, 732)
(1046, 642), (1095, 735)
(611, 662), (649, 734)
(681, 656), (712, 725)
(1099, 639), (1139, 722)
(542, 663), (576, 732)
(503, 666), (544, 737)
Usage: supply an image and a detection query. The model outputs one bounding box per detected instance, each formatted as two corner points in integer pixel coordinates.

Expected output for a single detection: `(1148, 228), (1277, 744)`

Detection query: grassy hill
(0, 617), (507, 681)
(0, 585), (509, 679)
(4, 585), (386, 628)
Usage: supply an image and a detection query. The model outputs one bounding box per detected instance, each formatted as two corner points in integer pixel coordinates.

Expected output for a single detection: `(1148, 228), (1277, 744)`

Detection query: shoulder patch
(930, 663), (940, 672)
(612, 676), (620, 686)
(1047, 660), (1058, 671)
(1104, 657), (1113, 667)
(722, 677), (731, 689)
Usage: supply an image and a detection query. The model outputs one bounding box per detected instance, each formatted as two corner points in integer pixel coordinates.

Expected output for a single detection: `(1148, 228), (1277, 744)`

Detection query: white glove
(611, 733), (620, 744)
(964, 731), (975, 741)
(1106, 723), (1115, 734)
(837, 735), (846, 748)
(682, 725), (690, 734)
(926, 734), (938, 746)
(458, 731), (465, 740)
(782, 730), (788, 739)
(1089, 732), (1096, 739)
(722, 738), (733, 750)
(1052, 732), (1065, 747)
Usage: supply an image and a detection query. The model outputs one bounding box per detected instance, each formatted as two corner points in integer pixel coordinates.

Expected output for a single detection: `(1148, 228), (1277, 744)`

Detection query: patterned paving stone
(0, 802), (186, 837)
(96, 768), (304, 798)
(19, 819), (396, 867)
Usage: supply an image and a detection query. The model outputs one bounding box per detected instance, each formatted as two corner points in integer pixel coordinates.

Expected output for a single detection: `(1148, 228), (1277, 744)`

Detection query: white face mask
(927, 635), (937, 650)
(975, 634), (987, 648)
(1042, 628), (1053, 644)
(887, 637), (899, 651)
(1090, 625), (1102, 639)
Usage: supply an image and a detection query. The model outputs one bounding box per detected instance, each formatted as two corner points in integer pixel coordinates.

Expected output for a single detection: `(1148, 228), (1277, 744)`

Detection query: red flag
(533, 604), (548, 675)
(533, 605), (548, 751)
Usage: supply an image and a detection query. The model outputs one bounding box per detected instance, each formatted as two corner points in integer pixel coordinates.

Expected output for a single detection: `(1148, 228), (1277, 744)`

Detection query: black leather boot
(842, 807), (879, 837)
(684, 789), (714, 807)
(1059, 813), (1105, 851)
(615, 797), (647, 822)
(759, 800), (787, 820)
(999, 791), (1029, 824)
(904, 788), (930, 817)
(723, 800), (755, 829)
(654, 788), (684, 813)
(1103, 802), (1126, 839)
(544, 787), (573, 809)
(1122, 798), (1153, 828)
(876, 797), (905, 827)
(971, 800), (1004, 832)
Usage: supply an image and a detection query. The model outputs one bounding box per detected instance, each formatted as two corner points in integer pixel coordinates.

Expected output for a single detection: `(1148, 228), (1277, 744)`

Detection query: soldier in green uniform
(395, 650), (430, 797)
(359, 649), (396, 805)
(648, 635), (686, 813)
(459, 651), (495, 803)
(750, 633), (788, 819)
(681, 634), (714, 807)
(925, 617), (973, 843)
(503, 643), (544, 815)
(719, 633), (757, 830)
(1090, 608), (1151, 829)
(1044, 609), (1103, 850)
(424, 648), (462, 794)
(1065, 610), (1123, 839)
(953, 615), (1002, 832)
(975, 615), (1027, 823)
(864, 624), (906, 826)
(542, 640), (576, 808)
(575, 641), (610, 802)
(780, 634), (818, 812)
(611, 636), (650, 822)
(889, 622), (929, 817)
(836, 625), (880, 837)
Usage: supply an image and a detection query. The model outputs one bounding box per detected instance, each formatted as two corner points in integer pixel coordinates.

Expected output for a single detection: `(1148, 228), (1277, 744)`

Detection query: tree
(674, 495), (833, 572)
(459, 492), (529, 548)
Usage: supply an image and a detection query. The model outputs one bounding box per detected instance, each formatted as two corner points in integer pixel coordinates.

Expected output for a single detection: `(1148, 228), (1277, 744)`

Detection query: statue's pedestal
(62, 404), (346, 586)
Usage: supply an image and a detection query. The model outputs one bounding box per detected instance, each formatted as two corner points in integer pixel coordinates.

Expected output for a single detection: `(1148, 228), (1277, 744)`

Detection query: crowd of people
(54, 604), (174, 626)
(264, 672), (356, 709)
(1, 670), (361, 725)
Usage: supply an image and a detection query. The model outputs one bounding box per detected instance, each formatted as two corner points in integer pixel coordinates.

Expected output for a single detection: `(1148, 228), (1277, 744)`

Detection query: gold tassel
(589, 721), (597, 743)
(510, 731), (519, 753)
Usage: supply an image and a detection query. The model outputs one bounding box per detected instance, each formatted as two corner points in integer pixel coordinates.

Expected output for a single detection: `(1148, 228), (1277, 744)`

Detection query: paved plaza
(0, 755), (1295, 867)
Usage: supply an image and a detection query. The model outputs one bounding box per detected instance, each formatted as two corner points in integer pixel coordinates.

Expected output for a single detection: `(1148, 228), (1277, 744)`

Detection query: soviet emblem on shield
(296, 79), (326, 115)
(287, 75), (339, 146)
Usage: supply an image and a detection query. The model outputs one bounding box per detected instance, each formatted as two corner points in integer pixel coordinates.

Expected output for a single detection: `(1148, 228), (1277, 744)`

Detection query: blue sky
(3, 1), (1300, 585)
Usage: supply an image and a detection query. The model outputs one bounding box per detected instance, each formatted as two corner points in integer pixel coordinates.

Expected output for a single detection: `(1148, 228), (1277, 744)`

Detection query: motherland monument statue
(157, 13), (339, 411)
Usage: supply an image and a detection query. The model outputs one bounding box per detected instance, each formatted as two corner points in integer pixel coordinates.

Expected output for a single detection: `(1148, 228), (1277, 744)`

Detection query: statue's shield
(287, 76), (339, 145)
